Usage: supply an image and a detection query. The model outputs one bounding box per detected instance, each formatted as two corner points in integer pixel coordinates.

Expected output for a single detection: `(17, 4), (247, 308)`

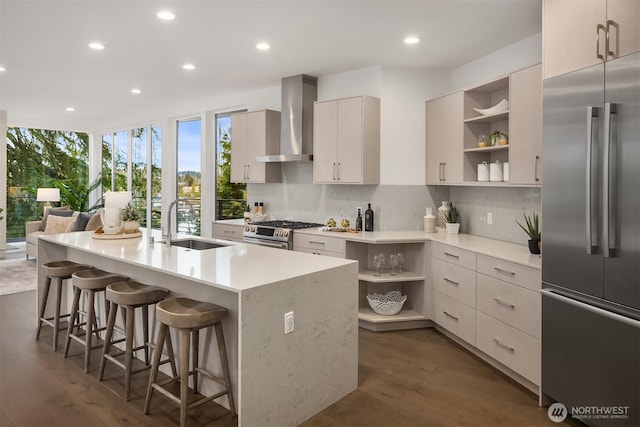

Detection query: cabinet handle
(534, 156), (540, 182)
(443, 277), (459, 286)
(606, 20), (618, 58)
(493, 267), (515, 276)
(332, 162), (337, 181)
(494, 338), (515, 352)
(444, 252), (459, 259)
(596, 23), (607, 60)
(493, 297), (515, 309)
(443, 311), (459, 321)
(441, 162), (446, 181)
(309, 240), (325, 246)
(223, 230), (236, 235)
(246, 164), (250, 180)
(337, 162), (341, 181)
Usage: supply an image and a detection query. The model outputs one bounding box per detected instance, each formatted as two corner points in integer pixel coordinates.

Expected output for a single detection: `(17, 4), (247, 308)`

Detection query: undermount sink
(170, 239), (228, 250)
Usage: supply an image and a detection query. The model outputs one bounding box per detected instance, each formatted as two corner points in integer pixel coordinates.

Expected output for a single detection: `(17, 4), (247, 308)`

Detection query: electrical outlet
(487, 212), (493, 225)
(284, 311), (294, 335)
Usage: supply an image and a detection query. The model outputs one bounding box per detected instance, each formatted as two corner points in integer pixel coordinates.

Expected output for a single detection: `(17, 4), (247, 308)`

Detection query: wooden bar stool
(63, 269), (127, 373)
(98, 280), (177, 401)
(36, 261), (93, 350)
(143, 297), (236, 427)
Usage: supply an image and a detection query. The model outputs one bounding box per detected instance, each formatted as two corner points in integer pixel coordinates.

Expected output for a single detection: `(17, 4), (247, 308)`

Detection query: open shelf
(358, 307), (426, 323)
(358, 271), (425, 283)
(463, 145), (509, 153)
(463, 111), (509, 123)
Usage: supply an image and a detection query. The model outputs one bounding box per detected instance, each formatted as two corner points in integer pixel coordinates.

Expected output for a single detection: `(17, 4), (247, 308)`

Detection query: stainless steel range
(243, 220), (323, 250)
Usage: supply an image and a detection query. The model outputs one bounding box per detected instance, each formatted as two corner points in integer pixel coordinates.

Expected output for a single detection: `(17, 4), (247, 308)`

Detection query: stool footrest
(151, 382), (181, 405)
(194, 367), (228, 389)
(189, 389), (229, 410)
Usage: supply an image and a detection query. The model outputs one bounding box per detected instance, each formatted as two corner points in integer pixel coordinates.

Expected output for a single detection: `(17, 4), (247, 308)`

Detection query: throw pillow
(43, 215), (75, 235)
(39, 205), (71, 231)
(65, 218), (78, 233)
(74, 212), (95, 231)
(85, 213), (103, 231)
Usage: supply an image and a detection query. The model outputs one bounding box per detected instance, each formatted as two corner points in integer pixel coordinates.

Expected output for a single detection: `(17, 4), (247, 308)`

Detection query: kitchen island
(37, 229), (359, 427)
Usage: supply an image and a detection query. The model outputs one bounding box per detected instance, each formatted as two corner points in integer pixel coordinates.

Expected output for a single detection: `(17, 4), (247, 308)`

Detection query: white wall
(0, 110), (6, 252)
(450, 32), (542, 91)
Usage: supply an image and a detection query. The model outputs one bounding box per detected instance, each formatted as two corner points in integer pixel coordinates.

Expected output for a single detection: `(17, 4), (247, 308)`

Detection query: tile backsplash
(248, 163), (540, 245)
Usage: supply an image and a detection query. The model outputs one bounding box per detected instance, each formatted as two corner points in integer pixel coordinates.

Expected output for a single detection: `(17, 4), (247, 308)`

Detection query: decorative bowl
(473, 98), (509, 116)
(366, 290), (407, 316)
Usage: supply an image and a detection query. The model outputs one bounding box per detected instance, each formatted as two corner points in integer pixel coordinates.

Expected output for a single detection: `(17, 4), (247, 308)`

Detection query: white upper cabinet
(509, 64), (542, 185)
(543, 0), (639, 79)
(313, 96), (380, 185)
(230, 110), (281, 183)
(425, 92), (464, 185)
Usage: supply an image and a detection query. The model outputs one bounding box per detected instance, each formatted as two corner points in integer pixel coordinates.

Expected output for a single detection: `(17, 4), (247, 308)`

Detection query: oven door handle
(242, 237), (289, 249)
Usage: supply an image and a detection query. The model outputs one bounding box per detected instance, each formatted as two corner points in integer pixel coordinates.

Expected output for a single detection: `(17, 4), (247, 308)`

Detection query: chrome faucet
(161, 198), (195, 246)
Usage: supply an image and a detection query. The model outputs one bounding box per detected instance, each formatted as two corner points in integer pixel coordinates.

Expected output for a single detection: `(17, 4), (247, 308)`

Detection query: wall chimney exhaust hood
(256, 74), (317, 162)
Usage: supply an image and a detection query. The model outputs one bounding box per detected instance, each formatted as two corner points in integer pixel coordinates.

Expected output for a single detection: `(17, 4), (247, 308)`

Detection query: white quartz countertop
(39, 229), (356, 293)
(295, 228), (541, 269)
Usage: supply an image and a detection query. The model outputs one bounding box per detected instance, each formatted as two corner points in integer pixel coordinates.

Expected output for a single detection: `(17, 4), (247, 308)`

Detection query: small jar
(498, 132), (509, 145)
(478, 134), (488, 148)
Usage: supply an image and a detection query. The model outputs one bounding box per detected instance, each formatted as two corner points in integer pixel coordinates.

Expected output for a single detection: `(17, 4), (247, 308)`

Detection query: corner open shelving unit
(462, 77), (510, 183)
(346, 241), (428, 331)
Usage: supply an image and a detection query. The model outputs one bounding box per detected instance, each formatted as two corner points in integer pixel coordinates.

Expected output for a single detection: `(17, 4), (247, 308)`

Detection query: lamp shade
(36, 188), (60, 202)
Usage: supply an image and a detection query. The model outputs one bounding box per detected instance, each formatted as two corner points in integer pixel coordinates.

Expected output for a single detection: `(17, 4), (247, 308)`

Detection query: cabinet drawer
(431, 242), (476, 270)
(433, 290), (475, 346)
(476, 311), (540, 385)
(212, 223), (244, 242)
(476, 254), (540, 292)
(293, 233), (346, 256)
(432, 258), (476, 308)
(293, 246), (344, 258)
(476, 273), (540, 338)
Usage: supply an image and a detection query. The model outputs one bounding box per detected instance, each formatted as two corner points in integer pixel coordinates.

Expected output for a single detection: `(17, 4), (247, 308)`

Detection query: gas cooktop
(255, 220), (323, 230)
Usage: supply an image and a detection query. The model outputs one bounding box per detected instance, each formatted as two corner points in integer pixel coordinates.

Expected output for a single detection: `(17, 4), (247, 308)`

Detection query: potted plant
(516, 212), (541, 254)
(444, 203), (460, 235)
(121, 203), (141, 233)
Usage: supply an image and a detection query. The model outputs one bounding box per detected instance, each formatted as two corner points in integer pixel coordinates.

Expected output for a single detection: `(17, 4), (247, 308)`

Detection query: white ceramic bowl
(366, 291), (407, 316)
(473, 98), (509, 116)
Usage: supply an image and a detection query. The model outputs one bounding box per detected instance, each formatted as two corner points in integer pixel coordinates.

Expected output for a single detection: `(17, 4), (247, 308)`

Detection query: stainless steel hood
(256, 74), (317, 162)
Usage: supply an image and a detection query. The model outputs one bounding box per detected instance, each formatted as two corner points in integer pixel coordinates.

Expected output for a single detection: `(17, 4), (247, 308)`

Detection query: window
(215, 111), (246, 220)
(176, 118), (201, 236)
(6, 127), (89, 239)
(101, 125), (162, 229)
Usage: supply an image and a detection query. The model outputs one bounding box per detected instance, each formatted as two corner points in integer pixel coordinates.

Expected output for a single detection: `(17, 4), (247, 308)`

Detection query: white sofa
(26, 211), (102, 259)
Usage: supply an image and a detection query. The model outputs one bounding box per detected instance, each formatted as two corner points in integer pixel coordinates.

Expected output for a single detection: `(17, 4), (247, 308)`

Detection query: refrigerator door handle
(586, 106), (599, 254)
(603, 102), (617, 258)
(542, 289), (640, 328)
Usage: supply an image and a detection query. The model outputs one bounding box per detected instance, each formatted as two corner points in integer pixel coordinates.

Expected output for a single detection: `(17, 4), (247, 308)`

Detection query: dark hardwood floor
(1, 291), (565, 426)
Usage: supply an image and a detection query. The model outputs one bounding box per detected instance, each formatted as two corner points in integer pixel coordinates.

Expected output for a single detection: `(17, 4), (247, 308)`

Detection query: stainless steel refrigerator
(541, 51), (639, 426)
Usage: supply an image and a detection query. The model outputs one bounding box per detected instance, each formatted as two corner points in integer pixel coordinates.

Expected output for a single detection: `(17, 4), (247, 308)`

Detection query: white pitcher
(100, 208), (122, 230)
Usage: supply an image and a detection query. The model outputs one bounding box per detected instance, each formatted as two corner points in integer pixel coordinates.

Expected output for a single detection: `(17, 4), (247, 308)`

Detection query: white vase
(122, 220), (140, 233)
(445, 223), (460, 235)
(424, 208), (436, 233)
(437, 201), (451, 229)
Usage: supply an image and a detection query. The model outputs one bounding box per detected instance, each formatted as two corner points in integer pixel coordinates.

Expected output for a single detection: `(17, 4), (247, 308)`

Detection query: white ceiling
(0, 0), (542, 131)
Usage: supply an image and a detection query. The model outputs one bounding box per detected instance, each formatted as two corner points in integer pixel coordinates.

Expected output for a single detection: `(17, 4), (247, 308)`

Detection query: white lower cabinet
(430, 241), (541, 389)
(475, 311), (540, 385)
(433, 290), (476, 346)
(293, 233), (346, 257)
(212, 222), (244, 242)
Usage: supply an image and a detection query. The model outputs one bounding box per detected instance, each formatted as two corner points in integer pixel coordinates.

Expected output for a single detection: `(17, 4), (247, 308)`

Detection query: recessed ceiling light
(256, 42), (271, 50)
(89, 42), (105, 50)
(404, 36), (420, 45)
(0, 66), (5, 72)
(182, 63), (195, 70)
(157, 10), (175, 20)
(65, 107), (75, 112)
(131, 88), (142, 94)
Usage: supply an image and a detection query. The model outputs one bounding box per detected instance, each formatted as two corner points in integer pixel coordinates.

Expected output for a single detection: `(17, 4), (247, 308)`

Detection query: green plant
(516, 212), (541, 241)
(121, 203), (141, 222)
(445, 204), (459, 224)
